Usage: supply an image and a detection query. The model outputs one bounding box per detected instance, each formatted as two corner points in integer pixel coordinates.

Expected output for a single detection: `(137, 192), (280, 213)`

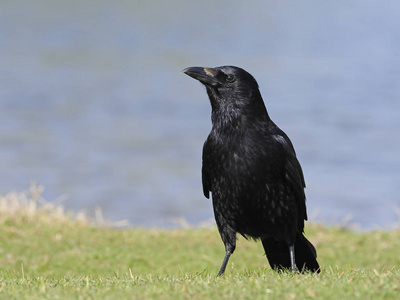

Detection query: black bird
(182, 66), (320, 276)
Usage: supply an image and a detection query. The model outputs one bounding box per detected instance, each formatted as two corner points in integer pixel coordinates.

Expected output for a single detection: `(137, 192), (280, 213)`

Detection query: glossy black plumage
(182, 66), (320, 275)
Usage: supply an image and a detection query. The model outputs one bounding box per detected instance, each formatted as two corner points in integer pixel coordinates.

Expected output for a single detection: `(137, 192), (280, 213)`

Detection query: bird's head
(182, 66), (267, 117)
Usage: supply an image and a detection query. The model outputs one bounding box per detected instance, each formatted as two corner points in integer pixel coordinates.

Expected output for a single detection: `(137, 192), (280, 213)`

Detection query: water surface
(1, 1), (399, 229)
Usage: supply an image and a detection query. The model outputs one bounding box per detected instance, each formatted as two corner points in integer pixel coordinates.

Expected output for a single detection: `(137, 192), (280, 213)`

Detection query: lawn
(0, 186), (399, 299)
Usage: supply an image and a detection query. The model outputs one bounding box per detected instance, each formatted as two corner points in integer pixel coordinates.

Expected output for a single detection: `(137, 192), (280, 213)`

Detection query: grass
(0, 185), (399, 299)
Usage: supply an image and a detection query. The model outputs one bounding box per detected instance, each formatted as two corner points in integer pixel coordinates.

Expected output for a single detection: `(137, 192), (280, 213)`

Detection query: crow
(182, 66), (320, 276)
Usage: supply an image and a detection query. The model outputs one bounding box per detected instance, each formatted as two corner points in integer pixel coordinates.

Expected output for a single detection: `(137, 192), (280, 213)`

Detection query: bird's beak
(182, 67), (221, 87)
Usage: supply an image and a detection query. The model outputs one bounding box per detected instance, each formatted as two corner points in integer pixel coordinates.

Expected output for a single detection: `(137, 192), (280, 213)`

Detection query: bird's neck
(211, 108), (271, 143)
(210, 98), (270, 132)
(211, 104), (241, 130)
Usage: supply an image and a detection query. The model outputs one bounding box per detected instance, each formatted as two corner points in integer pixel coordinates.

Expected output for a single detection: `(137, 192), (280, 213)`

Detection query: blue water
(1, 1), (399, 229)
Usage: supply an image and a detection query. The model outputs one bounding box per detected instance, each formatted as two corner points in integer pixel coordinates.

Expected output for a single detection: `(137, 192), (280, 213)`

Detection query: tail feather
(262, 233), (320, 273)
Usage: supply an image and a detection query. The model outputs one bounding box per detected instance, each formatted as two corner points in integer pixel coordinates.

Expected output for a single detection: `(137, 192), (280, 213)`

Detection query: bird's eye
(226, 75), (235, 83)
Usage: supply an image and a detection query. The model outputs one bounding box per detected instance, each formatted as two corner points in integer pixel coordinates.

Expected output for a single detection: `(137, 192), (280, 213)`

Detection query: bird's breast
(204, 137), (269, 197)
(203, 130), (295, 236)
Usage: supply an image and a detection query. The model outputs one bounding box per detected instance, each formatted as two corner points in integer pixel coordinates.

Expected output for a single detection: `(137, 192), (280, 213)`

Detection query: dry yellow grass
(0, 183), (89, 225)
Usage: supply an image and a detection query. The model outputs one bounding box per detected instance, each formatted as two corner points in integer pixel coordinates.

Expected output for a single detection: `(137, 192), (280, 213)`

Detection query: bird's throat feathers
(209, 93), (270, 134)
(211, 104), (243, 132)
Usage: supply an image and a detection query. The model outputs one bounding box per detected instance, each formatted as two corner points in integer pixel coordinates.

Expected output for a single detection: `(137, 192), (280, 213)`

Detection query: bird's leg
(289, 244), (296, 273)
(214, 212), (236, 276)
(217, 240), (235, 276)
(217, 251), (232, 276)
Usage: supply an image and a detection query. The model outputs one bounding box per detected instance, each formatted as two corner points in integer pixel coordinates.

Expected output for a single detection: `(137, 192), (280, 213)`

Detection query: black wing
(201, 139), (212, 199)
(272, 132), (307, 225)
